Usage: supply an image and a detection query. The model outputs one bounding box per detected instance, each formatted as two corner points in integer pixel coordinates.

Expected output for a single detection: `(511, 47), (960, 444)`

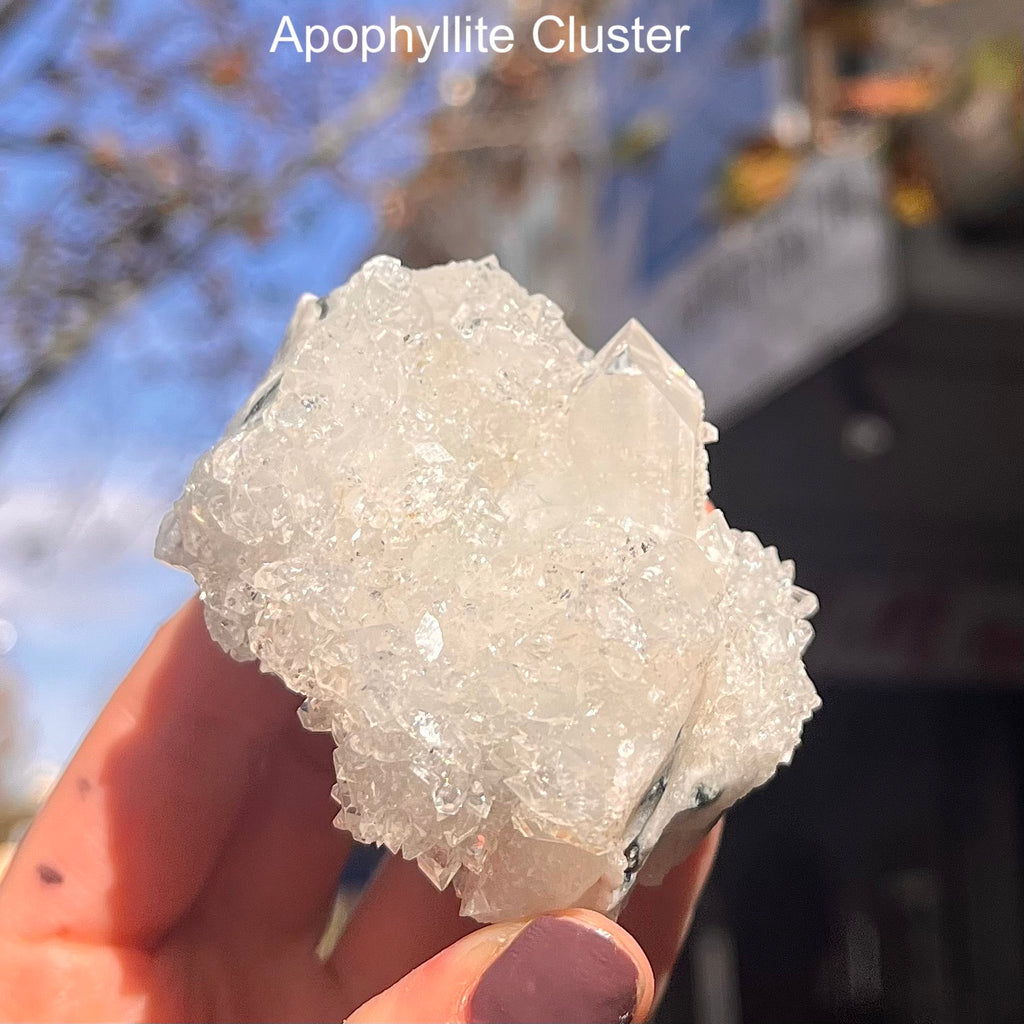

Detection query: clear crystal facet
(156, 256), (820, 923)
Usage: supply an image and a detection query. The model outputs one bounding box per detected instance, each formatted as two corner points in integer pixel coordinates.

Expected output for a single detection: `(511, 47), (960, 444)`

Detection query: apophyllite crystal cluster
(157, 256), (820, 922)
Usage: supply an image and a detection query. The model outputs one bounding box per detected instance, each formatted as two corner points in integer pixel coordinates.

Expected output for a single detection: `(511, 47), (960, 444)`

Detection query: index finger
(0, 597), (346, 949)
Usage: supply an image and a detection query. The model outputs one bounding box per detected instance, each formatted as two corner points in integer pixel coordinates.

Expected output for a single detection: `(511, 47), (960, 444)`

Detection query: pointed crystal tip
(594, 319), (705, 427)
(568, 318), (715, 529)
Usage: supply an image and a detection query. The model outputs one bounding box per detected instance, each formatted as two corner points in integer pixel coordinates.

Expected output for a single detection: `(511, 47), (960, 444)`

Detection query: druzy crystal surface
(157, 256), (820, 922)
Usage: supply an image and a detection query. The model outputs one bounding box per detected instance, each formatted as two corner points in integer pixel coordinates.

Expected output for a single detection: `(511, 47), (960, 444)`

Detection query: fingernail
(468, 915), (640, 1024)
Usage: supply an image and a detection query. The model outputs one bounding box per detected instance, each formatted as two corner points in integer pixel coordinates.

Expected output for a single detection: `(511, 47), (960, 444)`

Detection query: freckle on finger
(36, 864), (64, 886)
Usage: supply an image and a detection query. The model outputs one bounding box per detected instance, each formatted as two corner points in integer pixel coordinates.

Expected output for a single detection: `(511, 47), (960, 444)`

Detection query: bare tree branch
(0, 0), (38, 39)
(0, 11), (423, 424)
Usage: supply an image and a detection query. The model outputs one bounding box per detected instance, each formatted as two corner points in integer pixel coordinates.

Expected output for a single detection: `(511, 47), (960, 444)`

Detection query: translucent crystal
(156, 256), (820, 923)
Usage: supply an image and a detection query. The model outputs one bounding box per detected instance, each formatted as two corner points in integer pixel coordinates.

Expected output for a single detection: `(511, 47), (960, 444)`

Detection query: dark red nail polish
(468, 915), (639, 1024)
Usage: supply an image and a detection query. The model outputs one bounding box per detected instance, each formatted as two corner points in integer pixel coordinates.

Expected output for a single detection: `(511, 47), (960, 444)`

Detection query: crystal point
(157, 256), (820, 922)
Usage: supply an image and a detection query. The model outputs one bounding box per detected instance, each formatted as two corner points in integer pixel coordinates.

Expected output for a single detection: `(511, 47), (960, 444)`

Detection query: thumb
(345, 907), (655, 1024)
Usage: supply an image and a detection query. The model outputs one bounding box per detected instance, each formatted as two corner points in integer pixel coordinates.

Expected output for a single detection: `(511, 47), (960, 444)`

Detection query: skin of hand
(0, 598), (720, 1023)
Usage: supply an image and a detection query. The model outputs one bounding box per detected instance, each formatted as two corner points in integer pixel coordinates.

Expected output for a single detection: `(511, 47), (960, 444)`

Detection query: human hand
(0, 598), (719, 1023)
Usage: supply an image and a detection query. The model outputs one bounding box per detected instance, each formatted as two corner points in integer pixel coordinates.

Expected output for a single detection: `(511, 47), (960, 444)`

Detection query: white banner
(596, 154), (895, 422)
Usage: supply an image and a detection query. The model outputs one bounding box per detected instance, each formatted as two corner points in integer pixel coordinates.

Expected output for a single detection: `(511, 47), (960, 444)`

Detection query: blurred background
(0, 0), (1021, 1020)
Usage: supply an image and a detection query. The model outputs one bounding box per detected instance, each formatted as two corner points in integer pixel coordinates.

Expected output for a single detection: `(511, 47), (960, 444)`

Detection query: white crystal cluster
(157, 256), (820, 922)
